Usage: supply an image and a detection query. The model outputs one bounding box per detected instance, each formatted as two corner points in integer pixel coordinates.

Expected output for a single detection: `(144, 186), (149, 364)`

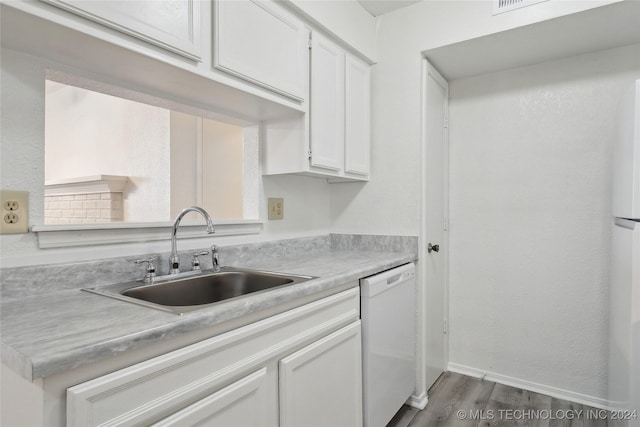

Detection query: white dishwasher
(361, 263), (416, 427)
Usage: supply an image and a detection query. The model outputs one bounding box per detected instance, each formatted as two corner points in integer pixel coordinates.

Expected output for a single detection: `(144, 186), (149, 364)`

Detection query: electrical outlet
(268, 198), (284, 220)
(4, 200), (19, 211)
(4, 213), (19, 224)
(0, 190), (29, 234)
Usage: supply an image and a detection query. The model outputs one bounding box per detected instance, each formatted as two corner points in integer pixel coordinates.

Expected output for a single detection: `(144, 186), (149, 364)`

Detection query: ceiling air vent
(493, 0), (549, 15)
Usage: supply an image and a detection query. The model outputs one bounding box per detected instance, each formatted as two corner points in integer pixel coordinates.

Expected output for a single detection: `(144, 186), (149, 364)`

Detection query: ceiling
(357, 0), (422, 17)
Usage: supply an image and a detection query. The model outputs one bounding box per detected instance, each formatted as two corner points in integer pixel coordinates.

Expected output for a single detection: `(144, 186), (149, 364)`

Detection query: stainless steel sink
(83, 267), (315, 314)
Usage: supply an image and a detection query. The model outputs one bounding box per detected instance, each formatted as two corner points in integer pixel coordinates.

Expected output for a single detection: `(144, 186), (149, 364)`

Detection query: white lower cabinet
(66, 287), (361, 427)
(279, 322), (363, 427)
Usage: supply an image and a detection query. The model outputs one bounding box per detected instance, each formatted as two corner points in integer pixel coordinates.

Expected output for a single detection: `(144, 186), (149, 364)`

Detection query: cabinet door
(153, 368), (272, 427)
(345, 55), (371, 177)
(214, 0), (308, 101)
(40, 0), (202, 61)
(279, 321), (363, 427)
(310, 33), (345, 172)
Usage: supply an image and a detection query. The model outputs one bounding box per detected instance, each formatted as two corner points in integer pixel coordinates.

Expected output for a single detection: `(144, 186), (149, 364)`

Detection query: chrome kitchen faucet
(170, 207), (215, 275)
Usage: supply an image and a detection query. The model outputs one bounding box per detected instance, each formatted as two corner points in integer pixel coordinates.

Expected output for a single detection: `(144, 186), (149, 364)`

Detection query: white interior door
(422, 60), (449, 392)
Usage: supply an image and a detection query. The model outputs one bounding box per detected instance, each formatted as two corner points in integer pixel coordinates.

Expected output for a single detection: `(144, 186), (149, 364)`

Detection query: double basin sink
(84, 267), (315, 315)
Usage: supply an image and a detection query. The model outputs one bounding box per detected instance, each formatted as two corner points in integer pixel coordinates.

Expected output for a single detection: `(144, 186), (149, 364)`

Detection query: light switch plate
(0, 190), (29, 234)
(268, 198), (284, 220)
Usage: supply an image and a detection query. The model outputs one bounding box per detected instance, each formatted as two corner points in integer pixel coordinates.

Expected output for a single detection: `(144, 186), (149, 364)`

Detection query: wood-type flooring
(388, 372), (611, 427)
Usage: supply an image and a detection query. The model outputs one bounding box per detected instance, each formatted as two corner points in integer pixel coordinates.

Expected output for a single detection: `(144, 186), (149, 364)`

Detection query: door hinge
(443, 114), (449, 128)
(308, 149), (312, 159)
(444, 319), (448, 334)
(444, 216), (449, 231)
(308, 33), (313, 49)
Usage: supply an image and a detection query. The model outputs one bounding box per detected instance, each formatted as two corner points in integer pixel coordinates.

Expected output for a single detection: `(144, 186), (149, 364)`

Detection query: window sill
(32, 220), (263, 248)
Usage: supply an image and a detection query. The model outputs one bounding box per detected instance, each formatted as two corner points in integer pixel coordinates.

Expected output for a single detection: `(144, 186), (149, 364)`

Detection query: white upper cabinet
(262, 31), (371, 182)
(308, 32), (371, 181)
(40, 0), (202, 61)
(214, 0), (309, 101)
(27, 0), (370, 181)
(345, 55), (371, 177)
(310, 33), (345, 171)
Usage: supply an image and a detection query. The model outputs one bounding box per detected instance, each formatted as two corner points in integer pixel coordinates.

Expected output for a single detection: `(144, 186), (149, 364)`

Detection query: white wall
(169, 111), (199, 219)
(170, 113), (258, 221)
(202, 118), (244, 219)
(0, 47), (332, 268)
(45, 82), (171, 222)
(331, 0), (623, 236)
(448, 44), (639, 401)
(396, 0), (620, 54)
(261, 174), (331, 238)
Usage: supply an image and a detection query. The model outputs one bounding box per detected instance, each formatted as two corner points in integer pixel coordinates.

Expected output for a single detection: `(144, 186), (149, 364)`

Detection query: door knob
(428, 243), (440, 253)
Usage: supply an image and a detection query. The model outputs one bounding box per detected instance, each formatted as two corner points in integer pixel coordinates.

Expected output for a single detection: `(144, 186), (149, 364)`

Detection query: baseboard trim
(447, 363), (611, 410)
(406, 392), (428, 410)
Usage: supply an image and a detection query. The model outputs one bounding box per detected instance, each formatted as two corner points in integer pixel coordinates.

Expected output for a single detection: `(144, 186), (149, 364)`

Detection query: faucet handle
(134, 258), (156, 283)
(211, 245), (221, 272)
(192, 251), (209, 271)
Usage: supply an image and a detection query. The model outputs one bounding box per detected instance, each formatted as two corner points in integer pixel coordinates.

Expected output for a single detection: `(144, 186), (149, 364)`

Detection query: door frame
(416, 57), (449, 403)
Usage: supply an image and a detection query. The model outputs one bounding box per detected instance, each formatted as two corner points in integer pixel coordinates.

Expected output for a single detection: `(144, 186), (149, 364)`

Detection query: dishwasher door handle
(386, 274), (402, 285)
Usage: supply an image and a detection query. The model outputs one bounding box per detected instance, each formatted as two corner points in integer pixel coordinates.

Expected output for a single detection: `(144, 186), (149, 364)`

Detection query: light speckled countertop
(1, 245), (416, 382)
